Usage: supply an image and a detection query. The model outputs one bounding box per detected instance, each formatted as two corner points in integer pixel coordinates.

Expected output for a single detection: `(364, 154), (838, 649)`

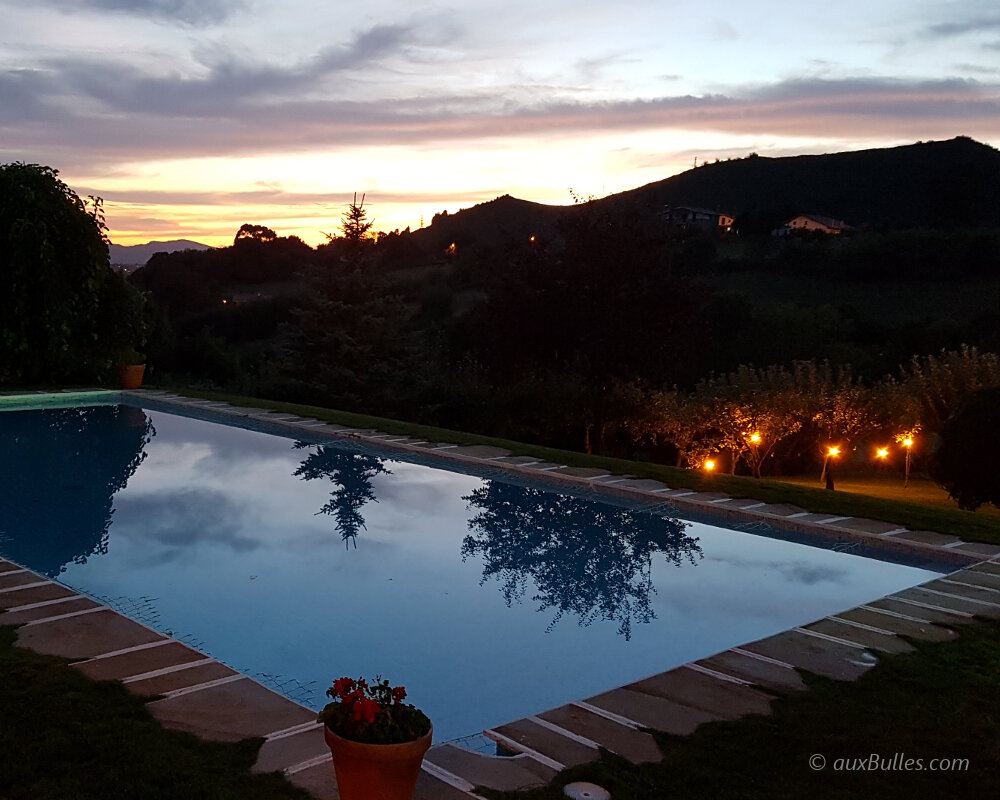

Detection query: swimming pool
(0, 399), (947, 742)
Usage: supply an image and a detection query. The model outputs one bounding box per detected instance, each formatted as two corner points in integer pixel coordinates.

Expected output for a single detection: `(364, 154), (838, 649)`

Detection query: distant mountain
(110, 239), (213, 267)
(416, 137), (1000, 243)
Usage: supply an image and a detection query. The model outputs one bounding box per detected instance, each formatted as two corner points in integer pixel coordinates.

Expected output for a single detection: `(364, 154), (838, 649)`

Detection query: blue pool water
(0, 402), (946, 741)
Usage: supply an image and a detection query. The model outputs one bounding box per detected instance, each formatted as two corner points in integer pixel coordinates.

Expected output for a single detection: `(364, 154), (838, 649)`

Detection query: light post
(902, 437), (913, 488)
(820, 445), (840, 490)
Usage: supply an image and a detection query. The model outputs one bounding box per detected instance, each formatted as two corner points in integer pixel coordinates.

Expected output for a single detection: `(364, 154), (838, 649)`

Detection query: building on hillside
(775, 214), (851, 236)
(663, 206), (735, 233)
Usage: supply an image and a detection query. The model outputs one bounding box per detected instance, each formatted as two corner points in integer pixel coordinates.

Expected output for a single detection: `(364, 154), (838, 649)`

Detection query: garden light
(704, 459), (716, 472)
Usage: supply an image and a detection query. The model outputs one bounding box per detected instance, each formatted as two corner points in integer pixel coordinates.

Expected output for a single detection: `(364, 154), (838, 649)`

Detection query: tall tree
(0, 163), (145, 384)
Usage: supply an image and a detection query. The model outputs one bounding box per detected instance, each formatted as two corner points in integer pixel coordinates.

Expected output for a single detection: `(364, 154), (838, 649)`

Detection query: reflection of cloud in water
(113, 489), (260, 562)
(706, 554), (849, 586)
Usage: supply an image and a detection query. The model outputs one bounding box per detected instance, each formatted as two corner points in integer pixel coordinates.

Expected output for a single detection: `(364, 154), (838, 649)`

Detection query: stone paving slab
(550, 466), (612, 479)
(612, 478), (672, 492)
(125, 660), (239, 696)
(948, 542), (1000, 558)
(754, 503), (808, 516)
(2, 595), (99, 624)
(804, 618), (915, 654)
(450, 445), (512, 458)
(697, 651), (808, 694)
(425, 744), (556, 792)
(626, 667), (777, 719)
(0, 570), (43, 591)
(866, 597), (976, 625)
(834, 607), (959, 642)
(15, 608), (164, 660)
(741, 630), (877, 681)
(925, 579), (1000, 606)
(971, 561), (1000, 576)
(147, 677), (315, 742)
(253, 726), (328, 775)
(891, 587), (1000, 619)
(585, 688), (719, 734)
(74, 640), (207, 681)
(947, 569), (1000, 590)
(0, 581), (77, 610)
(888, 530), (962, 547)
(834, 518), (910, 535)
(489, 718), (598, 768)
(536, 704), (662, 764)
(287, 760), (476, 800)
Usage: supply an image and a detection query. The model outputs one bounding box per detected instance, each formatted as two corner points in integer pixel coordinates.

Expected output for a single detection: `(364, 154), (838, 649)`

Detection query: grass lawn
(0, 626), (310, 800)
(482, 619), (1000, 800)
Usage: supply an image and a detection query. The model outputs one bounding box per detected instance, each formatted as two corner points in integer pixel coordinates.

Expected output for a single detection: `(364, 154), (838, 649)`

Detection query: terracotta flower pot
(324, 725), (432, 800)
(117, 363), (146, 389)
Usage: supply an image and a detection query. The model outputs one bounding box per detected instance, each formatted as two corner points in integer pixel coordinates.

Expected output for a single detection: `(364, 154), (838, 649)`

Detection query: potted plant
(318, 676), (432, 800)
(115, 346), (146, 389)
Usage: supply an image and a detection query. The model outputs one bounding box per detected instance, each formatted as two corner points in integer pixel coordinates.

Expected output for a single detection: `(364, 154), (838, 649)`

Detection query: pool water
(0, 403), (945, 741)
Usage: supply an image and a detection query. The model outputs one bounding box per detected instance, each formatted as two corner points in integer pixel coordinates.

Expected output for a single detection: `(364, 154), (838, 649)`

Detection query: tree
(0, 163), (145, 384)
(929, 387), (1000, 511)
(234, 224), (277, 244)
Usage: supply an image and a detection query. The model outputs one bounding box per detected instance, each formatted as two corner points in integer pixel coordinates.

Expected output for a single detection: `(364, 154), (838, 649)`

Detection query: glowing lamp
(827, 446), (840, 457)
(903, 437), (913, 448)
(749, 432), (761, 444)
(704, 460), (716, 472)
(876, 447), (889, 459)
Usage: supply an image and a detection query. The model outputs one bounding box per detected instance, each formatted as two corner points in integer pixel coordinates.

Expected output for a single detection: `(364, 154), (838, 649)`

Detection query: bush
(930, 386), (1000, 510)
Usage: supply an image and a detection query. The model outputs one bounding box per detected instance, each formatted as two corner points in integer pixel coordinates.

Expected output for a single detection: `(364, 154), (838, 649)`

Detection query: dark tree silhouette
(234, 223), (278, 244)
(0, 405), (154, 576)
(0, 163), (146, 384)
(930, 386), (1000, 511)
(293, 444), (390, 547)
(461, 482), (702, 640)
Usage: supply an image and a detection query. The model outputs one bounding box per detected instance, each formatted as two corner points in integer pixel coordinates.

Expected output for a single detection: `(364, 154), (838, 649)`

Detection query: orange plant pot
(117, 363), (146, 389)
(324, 725), (432, 800)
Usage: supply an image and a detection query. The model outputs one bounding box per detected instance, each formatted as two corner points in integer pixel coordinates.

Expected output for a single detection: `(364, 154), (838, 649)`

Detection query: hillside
(417, 137), (1000, 241)
(110, 239), (212, 267)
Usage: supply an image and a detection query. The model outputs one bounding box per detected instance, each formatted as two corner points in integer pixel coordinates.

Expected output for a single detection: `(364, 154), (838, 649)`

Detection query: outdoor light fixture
(749, 432), (761, 443)
(704, 459), (716, 471)
(902, 437), (914, 487)
(827, 446), (840, 457)
(876, 447), (889, 459)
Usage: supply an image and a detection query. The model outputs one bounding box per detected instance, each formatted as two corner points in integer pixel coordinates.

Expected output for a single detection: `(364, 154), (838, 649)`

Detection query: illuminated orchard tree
(801, 361), (877, 476)
(901, 346), (1000, 434)
(695, 365), (805, 478)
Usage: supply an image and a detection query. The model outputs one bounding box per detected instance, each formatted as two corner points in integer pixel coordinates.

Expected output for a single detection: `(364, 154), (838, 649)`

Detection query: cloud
(2, 62), (998, 172)
(38, 0), (245, 25)
(925, 16), (1000, 38)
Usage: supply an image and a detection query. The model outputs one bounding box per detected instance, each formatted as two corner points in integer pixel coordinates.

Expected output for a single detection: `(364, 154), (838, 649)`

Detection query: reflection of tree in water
(0, 405), (154, 577)
(462, 482), (702, 640)
(293, 444), (389, 548)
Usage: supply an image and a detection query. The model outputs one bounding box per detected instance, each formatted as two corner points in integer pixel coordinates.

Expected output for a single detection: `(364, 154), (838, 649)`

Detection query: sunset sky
(2, 0), (998, 246)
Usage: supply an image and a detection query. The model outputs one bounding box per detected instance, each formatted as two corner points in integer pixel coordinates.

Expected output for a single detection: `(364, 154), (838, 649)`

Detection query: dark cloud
(926, 16), (1000, 38)
(112, 487), (261, 558)
(1, 66), (997, 172)
(42, 0), (244, 25)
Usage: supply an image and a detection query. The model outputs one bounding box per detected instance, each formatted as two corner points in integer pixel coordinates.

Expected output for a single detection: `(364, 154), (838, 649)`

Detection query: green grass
(172, 388), (1000, 545)
(482, 619), (1000, 800)
(0, 626), (311, 800)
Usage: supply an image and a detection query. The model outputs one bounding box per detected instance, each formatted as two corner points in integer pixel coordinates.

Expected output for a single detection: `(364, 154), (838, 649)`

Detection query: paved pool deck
(3, 389), (1000, 799)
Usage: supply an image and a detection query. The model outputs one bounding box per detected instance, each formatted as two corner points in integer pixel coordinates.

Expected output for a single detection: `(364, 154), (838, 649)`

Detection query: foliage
(0, 162), (146, 384)
(234, 223), (277, 244)
(318, 677), (430, 745)
(900, 345), (1000, 434)
(930, 386), (1000, 511)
